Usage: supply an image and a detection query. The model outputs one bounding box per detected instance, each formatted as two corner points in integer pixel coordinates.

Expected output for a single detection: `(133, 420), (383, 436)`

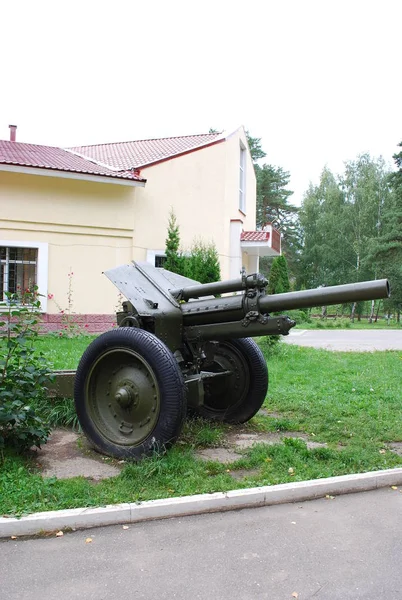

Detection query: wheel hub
(115, 386), (136, 408)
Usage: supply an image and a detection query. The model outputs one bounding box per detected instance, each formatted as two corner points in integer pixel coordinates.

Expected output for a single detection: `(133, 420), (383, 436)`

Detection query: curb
(2, 467), (402, 538)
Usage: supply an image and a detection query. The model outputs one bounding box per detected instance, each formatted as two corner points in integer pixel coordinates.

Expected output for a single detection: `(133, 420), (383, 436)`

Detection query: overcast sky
(1, 0), (401, 204)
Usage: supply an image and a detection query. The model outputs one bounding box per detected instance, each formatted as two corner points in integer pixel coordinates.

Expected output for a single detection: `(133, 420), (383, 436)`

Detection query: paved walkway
(283, 328), (402, 351)
(1, 487), (401, 599)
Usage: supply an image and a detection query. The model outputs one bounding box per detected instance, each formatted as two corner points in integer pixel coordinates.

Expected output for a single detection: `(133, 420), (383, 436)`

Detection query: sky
(1, 0), (401, 205)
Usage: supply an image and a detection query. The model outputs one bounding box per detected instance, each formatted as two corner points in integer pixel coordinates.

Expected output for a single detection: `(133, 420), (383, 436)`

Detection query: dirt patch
(34, 429), (122, 481)
(197, 448), (241, 463)
(195, 431), (328, 464)
(226, 431), (328, 451)
(389, 442), (402, 457)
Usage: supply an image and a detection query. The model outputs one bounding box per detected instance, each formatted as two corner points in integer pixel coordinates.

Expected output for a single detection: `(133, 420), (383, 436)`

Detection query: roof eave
(0, 164), (145, 187)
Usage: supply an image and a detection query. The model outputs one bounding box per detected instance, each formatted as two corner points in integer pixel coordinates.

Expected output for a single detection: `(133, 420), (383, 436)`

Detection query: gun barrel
(259, 279), (390, 313)
(170, 273), (268, 301)
(171, 277), (245, 300)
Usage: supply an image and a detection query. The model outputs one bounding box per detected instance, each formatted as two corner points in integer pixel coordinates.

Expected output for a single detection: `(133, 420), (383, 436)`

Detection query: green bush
(183, 240), (221, 283)
(286, 309), (311, 324)
(267, 255), (290, 295)
(0, 289), (52, 453)
(257, 335), (280, 355)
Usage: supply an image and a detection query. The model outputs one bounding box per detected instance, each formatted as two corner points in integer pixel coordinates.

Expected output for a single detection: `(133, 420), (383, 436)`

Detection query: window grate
(0, 246), (38, 301)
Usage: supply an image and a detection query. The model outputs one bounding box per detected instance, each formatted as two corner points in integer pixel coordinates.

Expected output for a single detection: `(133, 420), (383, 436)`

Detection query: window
(0, 241), (48, 310)
(155, 254), (167, 268)
(239, 143), (246, 213)
(0, 246), (38, 300)
(146, 249), (167, 268)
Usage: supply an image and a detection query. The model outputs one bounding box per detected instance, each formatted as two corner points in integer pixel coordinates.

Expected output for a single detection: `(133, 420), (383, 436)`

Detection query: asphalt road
(1, 487), (402, 600)
(283, 328), (402, 351)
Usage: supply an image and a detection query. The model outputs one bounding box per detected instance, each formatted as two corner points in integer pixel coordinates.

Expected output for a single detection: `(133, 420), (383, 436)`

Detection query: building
(1, 125), (280, 330)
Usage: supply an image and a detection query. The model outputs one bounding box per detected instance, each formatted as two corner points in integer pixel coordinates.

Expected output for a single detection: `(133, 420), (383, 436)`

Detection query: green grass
(296, 318), (401, 330)
(35, 335), (97, 369)
(1, 338), (402, 517)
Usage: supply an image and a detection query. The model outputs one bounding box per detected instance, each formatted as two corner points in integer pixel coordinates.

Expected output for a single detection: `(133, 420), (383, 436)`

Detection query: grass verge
(1, 338), (401, 517)
(300, 319), (401, 330)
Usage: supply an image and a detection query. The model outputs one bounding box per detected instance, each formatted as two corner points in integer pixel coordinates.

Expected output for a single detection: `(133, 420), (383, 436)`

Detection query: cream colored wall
(1, 172), (135, 313)
(134, 128), (256, 280)
(224, 127), (257, 277)
(134, 141), (227, 272)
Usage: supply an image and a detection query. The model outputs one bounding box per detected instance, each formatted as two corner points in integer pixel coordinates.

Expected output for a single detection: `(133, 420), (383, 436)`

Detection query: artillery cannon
(71, 262), (389, 459)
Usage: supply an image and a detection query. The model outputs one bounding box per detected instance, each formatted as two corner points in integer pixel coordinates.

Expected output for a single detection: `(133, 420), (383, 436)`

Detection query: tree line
(247, 133), (402, 321)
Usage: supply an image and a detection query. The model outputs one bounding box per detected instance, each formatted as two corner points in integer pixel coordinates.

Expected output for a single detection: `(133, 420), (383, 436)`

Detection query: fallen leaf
(379, 449), (386, 454)
(325, 495), (335, 500)
(122, 525), (129, 530)
(85, 537), (93, 543)
(292, 593), (299, 598)
(265, 458), (272, 462)
(391, 486), (398, 490)
(288, 467), (294, 474)
(56, 531), (64, 537)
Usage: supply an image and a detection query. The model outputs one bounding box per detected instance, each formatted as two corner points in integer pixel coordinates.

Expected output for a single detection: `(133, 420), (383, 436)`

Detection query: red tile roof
(69, 132), (224, 170)
(241, 231), (270, 242)
(0, 140), (144, 182)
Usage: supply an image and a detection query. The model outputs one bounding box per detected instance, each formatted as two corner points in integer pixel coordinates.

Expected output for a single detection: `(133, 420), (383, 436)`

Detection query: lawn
(1, 336), (401, 517)
(299, 319), (401, 330)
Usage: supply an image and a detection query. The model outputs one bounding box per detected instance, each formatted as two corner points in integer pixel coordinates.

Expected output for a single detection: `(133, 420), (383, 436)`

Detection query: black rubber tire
(74, 328), (187, 459)
(195, 338), (268, 423)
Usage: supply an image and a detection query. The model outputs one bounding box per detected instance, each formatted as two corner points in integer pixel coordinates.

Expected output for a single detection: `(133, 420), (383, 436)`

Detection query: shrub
(286, 309), (311, 324)
(257, 335), (280, 356)
(0, 289), (52, 453)
(183, 240), (221, 283)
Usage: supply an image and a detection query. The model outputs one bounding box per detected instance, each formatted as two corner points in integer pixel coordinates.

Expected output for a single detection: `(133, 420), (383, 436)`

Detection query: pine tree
(164, 210), (184, 274)
(267, 255), (290, 295)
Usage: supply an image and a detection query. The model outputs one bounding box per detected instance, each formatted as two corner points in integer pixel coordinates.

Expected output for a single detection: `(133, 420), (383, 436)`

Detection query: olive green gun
(72, 262), (389, 459)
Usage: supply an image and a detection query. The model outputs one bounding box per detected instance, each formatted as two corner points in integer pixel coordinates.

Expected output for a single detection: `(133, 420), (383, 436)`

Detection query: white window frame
(239, 142), (246, 214)
(146, 249), (167, 268)
(0, 240), (48, 312)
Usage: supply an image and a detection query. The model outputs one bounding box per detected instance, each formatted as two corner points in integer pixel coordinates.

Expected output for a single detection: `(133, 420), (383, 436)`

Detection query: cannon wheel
(74, 328), (187, 459)
(196, 338), (268, 423)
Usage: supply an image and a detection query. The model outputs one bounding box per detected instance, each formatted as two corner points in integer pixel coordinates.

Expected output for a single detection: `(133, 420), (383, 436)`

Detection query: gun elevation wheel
(74, 328), (187, 459)
(196, 338), (268, 423)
